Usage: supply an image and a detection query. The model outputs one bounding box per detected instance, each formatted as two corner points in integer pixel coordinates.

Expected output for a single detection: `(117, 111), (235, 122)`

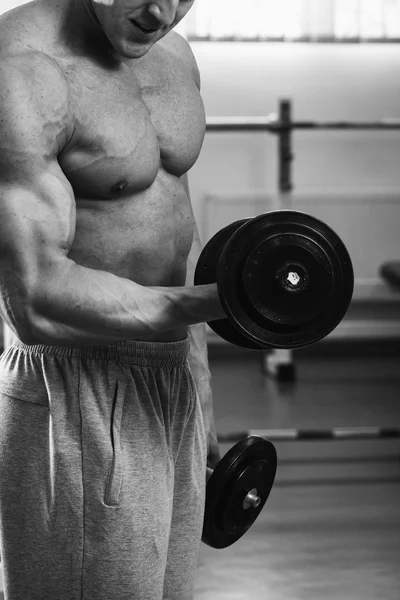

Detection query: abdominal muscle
(67, 169), (195, 343)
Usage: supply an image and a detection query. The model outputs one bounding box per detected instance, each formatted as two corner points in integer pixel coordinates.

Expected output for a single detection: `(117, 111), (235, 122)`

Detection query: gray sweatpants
(0, 338), (207, 600)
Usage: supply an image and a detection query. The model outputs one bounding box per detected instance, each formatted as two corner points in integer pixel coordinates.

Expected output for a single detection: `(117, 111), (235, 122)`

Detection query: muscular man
(0, 1), (226, 598)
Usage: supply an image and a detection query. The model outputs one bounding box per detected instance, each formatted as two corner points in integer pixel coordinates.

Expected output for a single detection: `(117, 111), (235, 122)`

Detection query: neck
(81, 0), (103, 34)
(59, 0), (124, 66)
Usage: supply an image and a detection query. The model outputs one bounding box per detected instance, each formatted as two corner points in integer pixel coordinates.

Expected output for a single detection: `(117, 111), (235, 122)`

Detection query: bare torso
(0, 0), (206, 342)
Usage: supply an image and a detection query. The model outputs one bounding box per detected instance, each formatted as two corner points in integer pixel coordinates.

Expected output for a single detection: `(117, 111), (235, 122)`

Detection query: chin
(112, 37), (155, 59)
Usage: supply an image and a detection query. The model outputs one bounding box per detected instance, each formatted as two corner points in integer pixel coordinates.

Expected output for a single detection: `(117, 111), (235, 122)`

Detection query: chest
(59, 50), (206, 198)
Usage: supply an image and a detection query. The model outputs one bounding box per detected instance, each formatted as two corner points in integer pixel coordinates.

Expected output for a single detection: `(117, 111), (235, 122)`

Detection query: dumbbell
(194, 210), (354, 350)
(202, 436), (277, 549)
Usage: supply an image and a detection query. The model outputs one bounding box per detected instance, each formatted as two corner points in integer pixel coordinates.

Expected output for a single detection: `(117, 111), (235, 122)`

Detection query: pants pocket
(104, 380), (127, 508)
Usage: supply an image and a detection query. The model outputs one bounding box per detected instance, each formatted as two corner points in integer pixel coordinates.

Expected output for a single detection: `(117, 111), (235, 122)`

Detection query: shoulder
(0, 0), (69, 96)
(0, 0), (49, 57)
(161, 30), (201, 89)
(0, 50), (70, 111)
(0, 51), (72, 153)
(0, 0), (68, 87)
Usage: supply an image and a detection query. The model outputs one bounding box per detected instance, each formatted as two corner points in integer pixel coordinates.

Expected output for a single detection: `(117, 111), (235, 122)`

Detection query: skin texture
(0, 0), (221, 464)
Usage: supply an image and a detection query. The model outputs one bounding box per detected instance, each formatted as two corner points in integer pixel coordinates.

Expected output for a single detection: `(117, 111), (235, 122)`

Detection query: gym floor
(0, 340), (399, 600)
(195, 340), (400, 600)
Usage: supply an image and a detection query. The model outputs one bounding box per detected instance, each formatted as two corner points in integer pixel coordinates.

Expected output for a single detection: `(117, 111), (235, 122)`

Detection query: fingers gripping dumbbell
(194, 210), (354, 350)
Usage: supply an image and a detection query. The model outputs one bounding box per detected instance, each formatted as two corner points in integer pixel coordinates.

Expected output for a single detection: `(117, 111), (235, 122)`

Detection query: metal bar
(206, 116), (280, 132)
(290, 121), (400, 130)
(278, 99), (293, 193)
(275, 477), (400, 487)
(218, 427), (400, 443)
(206, 117), (400, 133)
(277, 455), (400, 466)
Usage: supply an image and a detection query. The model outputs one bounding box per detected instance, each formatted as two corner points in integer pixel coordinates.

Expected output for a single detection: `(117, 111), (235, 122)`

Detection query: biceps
(0, 165), (76, 292)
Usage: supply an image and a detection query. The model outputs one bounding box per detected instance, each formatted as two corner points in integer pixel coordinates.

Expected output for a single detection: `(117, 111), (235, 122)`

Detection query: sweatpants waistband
(12, 337), (191, 368)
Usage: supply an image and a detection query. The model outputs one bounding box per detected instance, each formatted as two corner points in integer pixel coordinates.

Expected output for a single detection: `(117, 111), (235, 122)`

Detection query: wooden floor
(195, 341), (400, 600)
(1, 341), (399, 599)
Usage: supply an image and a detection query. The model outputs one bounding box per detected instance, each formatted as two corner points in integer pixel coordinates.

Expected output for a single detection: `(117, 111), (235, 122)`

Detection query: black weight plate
(221, 459), (273, 537)
(202, 436), (277, 549)
(194, 220), (265, 350)
(244, 234), (335, 326)
(217, 210), (354, 349)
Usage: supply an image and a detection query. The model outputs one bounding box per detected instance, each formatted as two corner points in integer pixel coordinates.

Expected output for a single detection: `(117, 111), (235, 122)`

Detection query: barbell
(194, 210), (354, 350)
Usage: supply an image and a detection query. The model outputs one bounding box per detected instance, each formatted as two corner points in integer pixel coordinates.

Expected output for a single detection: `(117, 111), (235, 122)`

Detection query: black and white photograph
(0, 1), (399, 598)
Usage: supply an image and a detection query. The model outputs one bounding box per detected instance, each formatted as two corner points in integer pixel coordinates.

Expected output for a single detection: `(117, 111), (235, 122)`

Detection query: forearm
(16, 258), (222, 346)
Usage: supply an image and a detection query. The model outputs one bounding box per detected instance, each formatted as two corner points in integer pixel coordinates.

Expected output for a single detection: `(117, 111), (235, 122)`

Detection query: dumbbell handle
(207, 464), (261, 511)
(243, 488), (261, 510)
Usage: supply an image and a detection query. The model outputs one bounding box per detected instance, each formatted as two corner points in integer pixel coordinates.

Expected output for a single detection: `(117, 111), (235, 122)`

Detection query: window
(177, 0), (400, 42)
(2, 0), (399, 42)
(0, 0), (31, 16)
